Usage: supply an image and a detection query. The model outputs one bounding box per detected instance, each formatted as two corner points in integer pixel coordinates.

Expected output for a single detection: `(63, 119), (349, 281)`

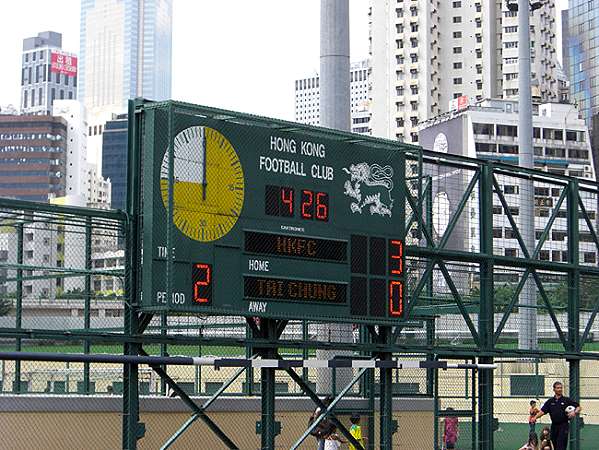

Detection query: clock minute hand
(201, 128), (207, 201)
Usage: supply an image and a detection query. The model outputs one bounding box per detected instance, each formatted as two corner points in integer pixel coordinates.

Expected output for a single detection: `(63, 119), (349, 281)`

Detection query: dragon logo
(342, 163), (394, 217)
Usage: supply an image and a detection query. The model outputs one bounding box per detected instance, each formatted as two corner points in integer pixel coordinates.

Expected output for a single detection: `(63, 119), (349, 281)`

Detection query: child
(539, 427), (554, 450)
(529, 400), (540, 432)
(540, 439), (554, 450)
(349, 413), (366, 450)
(519, 431), (539, 450)
(443, 410), (459, 450)
(323, 425), (347, 450)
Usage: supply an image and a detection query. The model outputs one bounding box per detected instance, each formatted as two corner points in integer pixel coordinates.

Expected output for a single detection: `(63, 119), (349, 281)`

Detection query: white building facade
(370, 0), (560, 142)
(21, 31), (77, 115)
(294, 60), (371, 135)
(418, 99), (597, 267)
(52, 100), (88, 200)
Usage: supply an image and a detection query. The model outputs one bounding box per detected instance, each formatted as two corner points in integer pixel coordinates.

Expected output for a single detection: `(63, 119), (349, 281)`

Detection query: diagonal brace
(437, 261), (480, 346)
(290, 367), (369, 450)
(280, 356), (365, 450)
(139, 348), (240, 450)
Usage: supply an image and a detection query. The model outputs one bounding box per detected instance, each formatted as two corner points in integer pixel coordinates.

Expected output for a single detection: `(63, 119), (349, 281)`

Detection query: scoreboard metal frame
(138, 100), (409, 325)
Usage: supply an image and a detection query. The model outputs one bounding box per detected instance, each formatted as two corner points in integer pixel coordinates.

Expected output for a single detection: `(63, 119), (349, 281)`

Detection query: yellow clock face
(160, 126), (244, 242)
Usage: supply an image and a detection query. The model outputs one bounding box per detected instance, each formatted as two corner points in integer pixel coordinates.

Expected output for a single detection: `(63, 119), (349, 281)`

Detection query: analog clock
(160, 126), (244, 242)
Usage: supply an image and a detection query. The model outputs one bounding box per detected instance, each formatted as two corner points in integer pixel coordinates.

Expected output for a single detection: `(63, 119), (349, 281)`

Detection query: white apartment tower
(370, 1), (559, 142)
(21, 31), (77, 115)
(295, 60), (371, 135)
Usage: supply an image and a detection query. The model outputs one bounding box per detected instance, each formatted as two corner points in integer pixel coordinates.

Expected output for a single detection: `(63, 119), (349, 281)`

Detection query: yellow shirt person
(349, 414), (366, 450)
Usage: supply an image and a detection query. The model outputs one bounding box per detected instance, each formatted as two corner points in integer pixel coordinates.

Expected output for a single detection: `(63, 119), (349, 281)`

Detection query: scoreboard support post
(371, 325), (395, 449)
(258, 318), (279, 450)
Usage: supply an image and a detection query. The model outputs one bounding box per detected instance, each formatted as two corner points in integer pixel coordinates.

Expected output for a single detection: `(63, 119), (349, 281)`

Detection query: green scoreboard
(140, 102), (406, 325)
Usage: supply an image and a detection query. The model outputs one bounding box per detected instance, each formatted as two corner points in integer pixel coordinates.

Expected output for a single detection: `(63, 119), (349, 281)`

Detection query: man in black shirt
(534, 381), (581, 450)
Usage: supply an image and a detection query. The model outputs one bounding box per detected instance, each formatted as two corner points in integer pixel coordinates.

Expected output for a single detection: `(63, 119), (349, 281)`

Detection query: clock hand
(201, 127), (207, 201)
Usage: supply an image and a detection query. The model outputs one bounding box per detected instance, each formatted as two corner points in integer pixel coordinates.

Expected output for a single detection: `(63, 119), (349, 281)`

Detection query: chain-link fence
(0, 102), (598, 449)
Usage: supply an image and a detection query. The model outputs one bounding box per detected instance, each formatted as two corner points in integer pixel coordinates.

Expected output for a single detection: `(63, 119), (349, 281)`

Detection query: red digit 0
(389, 280), (404, 317)
(194, 263), (211, 303)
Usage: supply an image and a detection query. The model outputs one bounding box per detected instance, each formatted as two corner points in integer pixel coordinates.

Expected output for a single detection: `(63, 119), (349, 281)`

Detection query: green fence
(0, 101), (596, 449)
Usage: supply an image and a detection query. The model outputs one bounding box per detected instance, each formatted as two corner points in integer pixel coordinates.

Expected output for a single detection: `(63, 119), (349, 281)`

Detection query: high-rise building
(0, 115), (67, 201)
(102, 114), (128, 211)
(80, 0), (173, 173)
(294, 60), (371, 135)
(419, 99), (596, 263)
(20, 31), (77, 115)
(369, 1), (560, 142)
(566, 2), (599, 126)
(52, 100), (88, 200)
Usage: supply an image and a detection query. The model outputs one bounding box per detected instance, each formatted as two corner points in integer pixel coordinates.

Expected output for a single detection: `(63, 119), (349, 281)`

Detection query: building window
(493, 228), (503, 238)
(453, 16), (462, 23)
(60, 90), (64, 99)
(410, 53), (418, 63)
(38, 88), (43, 105)
(584, 252), (596, 264)
(396, 86), (404, 96)
(453, 78), (462, 85)
(453, 1), (462, 7)
(453, 47), (462, 54)
(23, 91), (27, 109)
(453, 31), (462, 38)
(505, 248), (518, 257)
(411, 23), (418, 32)
(411, 85), (418, 95)
(453, 62), (463, 69)
(504, 42), (518, 48)
(569, 149), (589, 160)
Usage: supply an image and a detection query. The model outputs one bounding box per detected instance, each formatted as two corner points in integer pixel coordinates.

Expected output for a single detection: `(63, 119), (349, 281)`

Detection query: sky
(0, 0), (569, 121)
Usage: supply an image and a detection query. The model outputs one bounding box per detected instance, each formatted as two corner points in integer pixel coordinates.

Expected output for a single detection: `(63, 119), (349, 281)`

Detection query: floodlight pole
(317, 0), (352, 395)
(517, 0), (538, 351)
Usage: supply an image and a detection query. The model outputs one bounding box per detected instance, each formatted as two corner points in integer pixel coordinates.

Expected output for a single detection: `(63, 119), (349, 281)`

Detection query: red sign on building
(50, 51), (77, 77)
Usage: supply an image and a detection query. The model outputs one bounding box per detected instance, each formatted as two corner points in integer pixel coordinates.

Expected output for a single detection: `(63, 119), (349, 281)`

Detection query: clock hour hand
(201, 127), (207, 200)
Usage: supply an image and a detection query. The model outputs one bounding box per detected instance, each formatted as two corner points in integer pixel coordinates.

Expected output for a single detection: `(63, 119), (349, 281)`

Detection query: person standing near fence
(534, 381), (581, 450)
(529, 400), (540, 432)
(442, 408), (459, 450)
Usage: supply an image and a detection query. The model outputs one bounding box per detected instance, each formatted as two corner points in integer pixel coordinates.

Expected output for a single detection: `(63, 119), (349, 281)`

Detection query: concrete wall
(0, 396), (434, 449)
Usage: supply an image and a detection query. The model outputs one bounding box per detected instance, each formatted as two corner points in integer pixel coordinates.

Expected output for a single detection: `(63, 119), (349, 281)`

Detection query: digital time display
(265, 185), (329, 221)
